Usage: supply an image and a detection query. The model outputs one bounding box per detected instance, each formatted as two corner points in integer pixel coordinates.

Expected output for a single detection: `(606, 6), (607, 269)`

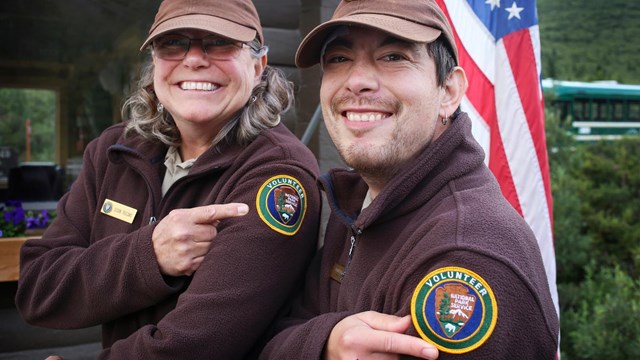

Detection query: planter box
(0, 236), (35, 282)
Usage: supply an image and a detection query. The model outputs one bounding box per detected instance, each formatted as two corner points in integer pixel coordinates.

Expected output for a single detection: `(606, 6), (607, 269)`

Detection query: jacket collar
(107, 126), (243, 174)
(321, 112), (486, 229)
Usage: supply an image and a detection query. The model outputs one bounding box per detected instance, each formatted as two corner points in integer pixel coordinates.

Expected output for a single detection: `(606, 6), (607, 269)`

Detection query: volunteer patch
(411, 266), (497, 354)
(256, 175), (307, 236)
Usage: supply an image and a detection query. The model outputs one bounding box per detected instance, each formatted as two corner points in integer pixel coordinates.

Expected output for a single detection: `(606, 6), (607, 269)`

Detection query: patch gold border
(411, 266), (498, 354)
(256, 175), (307, 236)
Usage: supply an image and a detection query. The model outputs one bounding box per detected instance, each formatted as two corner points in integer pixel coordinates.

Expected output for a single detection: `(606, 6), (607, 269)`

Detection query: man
(260, 0), (559, 359)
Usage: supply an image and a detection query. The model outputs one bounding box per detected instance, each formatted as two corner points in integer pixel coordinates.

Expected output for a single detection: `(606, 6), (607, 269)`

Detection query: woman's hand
(152, 203), (249, 276)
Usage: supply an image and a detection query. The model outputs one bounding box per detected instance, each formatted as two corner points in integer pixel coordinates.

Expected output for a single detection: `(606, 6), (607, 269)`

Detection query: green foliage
(538, 0), (640, 83)
(546, 111), (593, 284)
(0, 88), (56, 162)
(547, 108), (640, 358)
(562, 264), (640, 359)
(579, 139), (640, 276)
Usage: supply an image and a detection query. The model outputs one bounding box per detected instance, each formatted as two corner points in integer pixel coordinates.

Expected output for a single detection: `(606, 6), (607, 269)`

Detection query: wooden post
(25, 119), (32, 162)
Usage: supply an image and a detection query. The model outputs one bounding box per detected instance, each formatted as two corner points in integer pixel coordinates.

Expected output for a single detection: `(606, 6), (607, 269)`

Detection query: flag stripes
(436, 0), (559, 321)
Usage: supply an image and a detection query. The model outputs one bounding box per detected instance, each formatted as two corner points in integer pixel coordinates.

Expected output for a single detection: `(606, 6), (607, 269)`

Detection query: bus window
(573, 99), (588, 120)
(612, 100), (624, 121)
(558, 101), (570, 121)
(629, 101), (640, 121)
(594, 99), (608, 121)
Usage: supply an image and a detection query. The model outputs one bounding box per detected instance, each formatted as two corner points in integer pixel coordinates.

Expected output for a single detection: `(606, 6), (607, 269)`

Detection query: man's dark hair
(426, 36), (457, 87)
(426, 36), (461, 116)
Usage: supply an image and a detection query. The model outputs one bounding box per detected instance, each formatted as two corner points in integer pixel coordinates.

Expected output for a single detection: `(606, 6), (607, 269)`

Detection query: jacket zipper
(117, 149), (158, 225)
(341, 226), (362, 280)
(131, 165), (157, 225)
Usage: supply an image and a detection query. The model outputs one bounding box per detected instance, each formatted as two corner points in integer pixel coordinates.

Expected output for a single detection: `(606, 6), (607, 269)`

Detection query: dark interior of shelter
(0, 0), (341, 357)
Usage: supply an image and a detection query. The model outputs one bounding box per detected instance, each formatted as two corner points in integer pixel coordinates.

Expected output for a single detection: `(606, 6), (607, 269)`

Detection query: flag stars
(485, 0), (501, 11)
(506, 1), (524, 20)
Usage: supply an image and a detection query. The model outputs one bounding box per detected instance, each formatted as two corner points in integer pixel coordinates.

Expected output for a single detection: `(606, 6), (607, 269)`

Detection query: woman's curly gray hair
(122, 39), (294, 149)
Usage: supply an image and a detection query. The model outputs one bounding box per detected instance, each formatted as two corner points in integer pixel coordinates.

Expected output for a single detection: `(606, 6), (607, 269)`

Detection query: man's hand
(326, 311), (438, 360)
(152, 203), (249, 276)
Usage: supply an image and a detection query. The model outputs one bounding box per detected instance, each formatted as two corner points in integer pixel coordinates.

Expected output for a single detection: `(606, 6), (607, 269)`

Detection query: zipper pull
(348, 235), (356, 259)
(340, 236), (357, 282)
(347, 227), (361, 261)
(342, 227), (362, 280)
(149, 216), (157, 224)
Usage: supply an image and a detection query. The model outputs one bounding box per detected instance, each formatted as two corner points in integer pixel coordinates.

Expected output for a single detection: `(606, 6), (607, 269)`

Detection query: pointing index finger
(199, 203), (249, 224)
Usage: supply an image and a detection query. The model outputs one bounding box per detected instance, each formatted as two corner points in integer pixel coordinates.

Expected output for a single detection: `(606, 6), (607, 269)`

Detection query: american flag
(436, 0), (559, 338)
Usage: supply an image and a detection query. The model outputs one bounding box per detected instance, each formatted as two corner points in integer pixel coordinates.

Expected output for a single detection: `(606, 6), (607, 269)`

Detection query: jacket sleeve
(262, 251), (559, 360)
(258, 245), (357, 360)
(262, 225), (559, 359)
(16, 136), (180, 329)
(101, 158), (322, 359)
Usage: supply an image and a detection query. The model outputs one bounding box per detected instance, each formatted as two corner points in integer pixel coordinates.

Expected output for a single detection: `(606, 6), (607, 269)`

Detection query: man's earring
(441, 113), (449, 126)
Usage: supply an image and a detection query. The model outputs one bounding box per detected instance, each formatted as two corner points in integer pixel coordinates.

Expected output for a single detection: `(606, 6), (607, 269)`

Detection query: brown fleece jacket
(260, 113), (559, 360)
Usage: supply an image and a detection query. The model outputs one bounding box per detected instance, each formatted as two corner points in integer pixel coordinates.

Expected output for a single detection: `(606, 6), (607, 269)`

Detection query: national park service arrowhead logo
(256, 175), (307, 236)
(436, 283), (475, 337)
(411, 267), (498, 354)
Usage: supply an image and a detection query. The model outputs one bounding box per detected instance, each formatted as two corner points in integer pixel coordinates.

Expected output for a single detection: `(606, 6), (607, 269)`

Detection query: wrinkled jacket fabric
(16, 122), (321, 359)
(260, 113), (559, 359)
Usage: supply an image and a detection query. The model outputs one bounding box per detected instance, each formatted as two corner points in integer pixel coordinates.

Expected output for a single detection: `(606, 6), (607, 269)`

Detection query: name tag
(101, 199), (137, 224)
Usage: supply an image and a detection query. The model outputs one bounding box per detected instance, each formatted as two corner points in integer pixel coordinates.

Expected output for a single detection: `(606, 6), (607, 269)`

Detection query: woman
(15, 0), (321, 358)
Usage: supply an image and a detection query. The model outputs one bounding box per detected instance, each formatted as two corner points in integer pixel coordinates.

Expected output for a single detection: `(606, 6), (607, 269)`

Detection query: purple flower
(26, 210), (52, 229)
(4, 207), (25, 225)
(1, 200), (55, 236)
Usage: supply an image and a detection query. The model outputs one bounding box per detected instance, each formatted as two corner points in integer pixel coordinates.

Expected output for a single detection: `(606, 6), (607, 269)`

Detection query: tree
(0, 88), (56, 162)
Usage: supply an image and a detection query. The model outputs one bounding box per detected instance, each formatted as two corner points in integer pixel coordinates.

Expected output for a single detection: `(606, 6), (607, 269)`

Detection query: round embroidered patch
(411, 266), (498, 354)
(256, 175), (307, 236)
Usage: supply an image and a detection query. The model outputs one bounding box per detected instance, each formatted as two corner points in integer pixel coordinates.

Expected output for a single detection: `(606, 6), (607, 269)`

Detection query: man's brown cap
(295, 0), (458, 68)
(140, 0), (263, 50)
